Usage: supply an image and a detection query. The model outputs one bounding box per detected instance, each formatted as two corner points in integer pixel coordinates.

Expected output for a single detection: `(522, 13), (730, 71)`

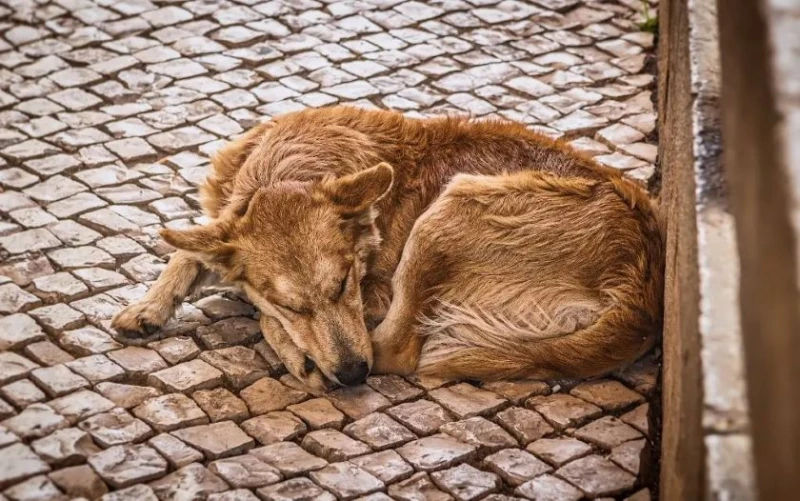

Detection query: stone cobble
(0, 0), (659, 498)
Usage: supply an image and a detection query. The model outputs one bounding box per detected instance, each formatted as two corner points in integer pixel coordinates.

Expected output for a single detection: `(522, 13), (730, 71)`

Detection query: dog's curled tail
(415, 292), (659, 381)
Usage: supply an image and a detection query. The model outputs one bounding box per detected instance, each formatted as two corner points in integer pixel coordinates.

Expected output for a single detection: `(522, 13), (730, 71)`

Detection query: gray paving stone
(385, 399), (454, 436)
(193, 387), (250, 423)
(494, 407), (555, 444)
(48, 246), (115, 268)
(325, 385), (391, 420)
(431, 463), (501, 501)
(573, 415), (643, 450)
(31, 365), (90, 397)
(119, 254), (166, 282)
(148, 432), (204, 469)
(73, 268), (129, 291)
(0, 313), (45, 350)
(609, 438), (649, 476)
(0, 257), (54, 287)
(79, 407), (153, 447)
(240, 377), (308, 416)
(526, 437), (593, 467)
(515, 474), (583, 501)
(65, 355), (125, 383)
(527, 394), (603, 430)
(2, 139), (61, 161)
(397, 434), (476, 472)
(60, 327), (123, 357)
(344, 412), (416, 450)
(208, 454), (282, 488)
(171, 420), (255, 459)
(569, 379), (645, 412)
(555, 455), (636, 497)
(48, 221), (103, 246)
(388, 472), (453, 501)
(365, 375), (424, 404)
(148, 336), (201, 365)
(250, 441), (328, 478)
(302, 429), (372, 462)
(133, 393), (209, 432)
(209, 489), (262, 501)
(310, 462), (384, 500)
(621, 403), (651, 437)
(257, 477), (336, 501)
(96, 382), (162, 410)
(440, 417), (518, 456)
(46, 193), (107, 219)
(0, 443), (51, 489)
(242, 411), (307, 445)
(0, 397), (14, 420)
(0, 228), (61, 254)
(0, 168), (38, 189)
(148, 358), (223, 393)
(287, 398), (346, 430)
(1, 379), (46, 408)
(349, 449), (413, 484)
(483, 448), (552, 486)
(429, 383), (507, 419)
(88, 444), (168, 488)
(3, 403), (69, 439)
(48, 389), (116, 424)
(6, 205), (51, 233)
(199, 346), (269, 390)
(0, 352), (40, 385)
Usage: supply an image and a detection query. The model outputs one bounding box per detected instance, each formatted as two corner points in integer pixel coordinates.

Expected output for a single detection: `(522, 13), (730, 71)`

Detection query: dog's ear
(160, 222), (238, 271)
(314, 162), (394, 216)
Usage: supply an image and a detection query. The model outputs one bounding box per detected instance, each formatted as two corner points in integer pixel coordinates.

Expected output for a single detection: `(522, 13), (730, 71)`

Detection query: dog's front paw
(112, 300), (173, 337)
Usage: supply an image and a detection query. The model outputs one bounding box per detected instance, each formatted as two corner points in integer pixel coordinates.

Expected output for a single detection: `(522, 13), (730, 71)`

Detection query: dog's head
(161, 163), (393, 387)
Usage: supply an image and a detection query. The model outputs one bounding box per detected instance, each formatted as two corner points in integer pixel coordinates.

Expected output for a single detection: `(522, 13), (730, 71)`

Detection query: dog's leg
(371, 195), (456, 374)
(112, 251), (209, 336)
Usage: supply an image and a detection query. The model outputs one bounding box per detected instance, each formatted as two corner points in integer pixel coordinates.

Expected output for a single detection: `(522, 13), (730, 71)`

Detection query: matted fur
(112, 106), (664, 387)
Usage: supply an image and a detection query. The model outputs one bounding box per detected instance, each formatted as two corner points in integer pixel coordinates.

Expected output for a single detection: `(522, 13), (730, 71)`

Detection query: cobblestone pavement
(0, 0), (660, 499)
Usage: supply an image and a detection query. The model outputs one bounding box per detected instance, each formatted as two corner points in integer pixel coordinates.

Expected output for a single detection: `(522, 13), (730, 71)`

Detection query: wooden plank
(656, 0), (705, 499)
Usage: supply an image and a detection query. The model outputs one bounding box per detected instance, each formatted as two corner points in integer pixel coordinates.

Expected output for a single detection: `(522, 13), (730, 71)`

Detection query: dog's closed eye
(303, 355), (316, 374)
(275, 303), (308, 316)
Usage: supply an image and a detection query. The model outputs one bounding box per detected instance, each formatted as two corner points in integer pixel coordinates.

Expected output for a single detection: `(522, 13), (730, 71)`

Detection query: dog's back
(202, 107), (620, 216)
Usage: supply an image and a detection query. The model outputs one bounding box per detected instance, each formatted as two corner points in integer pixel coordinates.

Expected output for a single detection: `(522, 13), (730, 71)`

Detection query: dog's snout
(335, 360), (370, 386)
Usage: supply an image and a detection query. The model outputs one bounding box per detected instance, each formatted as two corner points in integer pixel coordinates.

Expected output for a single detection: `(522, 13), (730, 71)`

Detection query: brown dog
(112, 106), (663, 389)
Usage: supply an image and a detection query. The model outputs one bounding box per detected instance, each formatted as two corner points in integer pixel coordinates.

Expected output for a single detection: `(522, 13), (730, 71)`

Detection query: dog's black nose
(335, 360), (370, 386)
